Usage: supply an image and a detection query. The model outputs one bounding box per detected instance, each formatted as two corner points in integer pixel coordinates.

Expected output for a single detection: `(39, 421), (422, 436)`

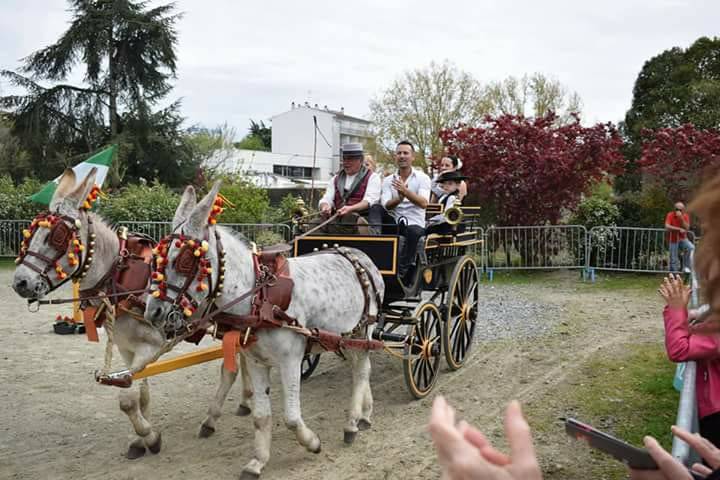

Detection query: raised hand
(658, 273), (691, 309)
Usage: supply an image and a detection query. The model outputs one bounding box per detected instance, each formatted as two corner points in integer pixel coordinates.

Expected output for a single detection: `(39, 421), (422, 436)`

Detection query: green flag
(30, 145), (116, 205)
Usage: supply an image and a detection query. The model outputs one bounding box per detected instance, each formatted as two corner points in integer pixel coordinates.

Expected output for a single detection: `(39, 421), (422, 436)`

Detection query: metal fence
(0, 220), (293, 258)
(587, 226), (672, 273)
(484, 225), (587, 275)
(0, 220), (30, 257)
(0, 219), (687, 278)
(671, 249), (701, 466)
(117, 221), (292, 244)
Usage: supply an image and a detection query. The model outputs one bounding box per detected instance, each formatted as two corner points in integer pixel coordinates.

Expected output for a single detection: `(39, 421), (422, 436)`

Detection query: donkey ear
(173, 186), (197, 229)
(67, 167), (98, 209)
(186, 181), (222, 234)
(49, 169), (77, 210)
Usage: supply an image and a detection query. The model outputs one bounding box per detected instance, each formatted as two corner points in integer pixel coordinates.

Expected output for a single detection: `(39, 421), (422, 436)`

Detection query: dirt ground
(0, 270), (664, 480)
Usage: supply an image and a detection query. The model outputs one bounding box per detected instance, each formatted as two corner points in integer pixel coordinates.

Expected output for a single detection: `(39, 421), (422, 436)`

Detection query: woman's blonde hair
(689, 172), (720, 319)
(364, 154), (376, 172)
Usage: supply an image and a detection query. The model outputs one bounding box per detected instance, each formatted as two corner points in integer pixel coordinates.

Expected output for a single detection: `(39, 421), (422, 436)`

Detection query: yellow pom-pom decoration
(38, 220), (50, 228)
(68, 253), (75, 259)
(209, 218), (217, 225)
(156, 257), (164, 265)
(183, 308), (193, 317)
(55, 265), (63, 273)
(78, 245), (85, 251)
(152, 248), (160, 255)
(152, 290), (161, 298)
(201, 241), (209, 252)
(194, 249), (201, 257)
(82, 201), (91, 210)
(22, 229), (31, 238)
(188, 240), (195, 247)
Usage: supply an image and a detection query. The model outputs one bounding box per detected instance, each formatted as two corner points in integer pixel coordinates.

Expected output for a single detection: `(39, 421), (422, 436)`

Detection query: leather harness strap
(19, 212), (94, 293)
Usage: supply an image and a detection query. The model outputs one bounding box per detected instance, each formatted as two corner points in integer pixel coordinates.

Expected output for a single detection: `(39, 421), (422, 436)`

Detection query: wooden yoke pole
(132, 345), (224, 380)
(72, 281), (82, 323)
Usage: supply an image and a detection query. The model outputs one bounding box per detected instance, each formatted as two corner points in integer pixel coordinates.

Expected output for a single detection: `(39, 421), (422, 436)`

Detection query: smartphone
(565, 418), (706, 478)
(565, 418), (657, 469)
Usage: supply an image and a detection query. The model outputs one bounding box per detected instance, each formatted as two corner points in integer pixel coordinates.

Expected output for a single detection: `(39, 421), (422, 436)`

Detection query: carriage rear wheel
(443, 255), (479, 370)
(301, 353), (321, 381)
(403, 302), (442, 399)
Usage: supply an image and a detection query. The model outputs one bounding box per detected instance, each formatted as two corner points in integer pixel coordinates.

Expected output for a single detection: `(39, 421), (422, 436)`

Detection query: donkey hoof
(199, 424), (216, 438)
(358, 419), (372, 431)
(147, 432), (162, 454)
(343, 430), (357, 445)
(236, 404), (252, 417)
(126, 444), (146, 460)
(239, 470), (261, 480)
(310, 442), (322, 454)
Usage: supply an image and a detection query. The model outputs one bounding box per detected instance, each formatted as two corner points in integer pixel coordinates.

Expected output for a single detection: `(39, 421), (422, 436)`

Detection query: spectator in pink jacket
(661, 273), (720, 449)
(664, 171), (720, 450)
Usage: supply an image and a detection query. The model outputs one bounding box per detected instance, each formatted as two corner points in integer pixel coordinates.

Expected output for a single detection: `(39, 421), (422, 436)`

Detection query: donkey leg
(236, 352), (254, 417)
(116, 349), (147, 459)
(118, 349), (162, 458)
(278, 352), (321, 454)
(241, 359), (273, 479)
(344, 351), (372, 444)
(137, 379), (162, 453)
(200, 363), (238, 438)
(359, 353), (374, 431)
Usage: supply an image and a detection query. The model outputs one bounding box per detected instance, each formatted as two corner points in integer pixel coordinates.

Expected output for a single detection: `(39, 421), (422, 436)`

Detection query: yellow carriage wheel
(443, 256), (479, 370)
(403, 302), (442, 399)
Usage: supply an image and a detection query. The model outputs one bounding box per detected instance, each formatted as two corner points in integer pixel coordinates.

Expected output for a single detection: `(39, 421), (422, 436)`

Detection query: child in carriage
(426, 170), (468, 236)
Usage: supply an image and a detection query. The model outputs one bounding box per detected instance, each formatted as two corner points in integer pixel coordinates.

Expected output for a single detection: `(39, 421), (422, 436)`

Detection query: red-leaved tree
(440, 113), (626, 225)
(638, 124), (720, 200)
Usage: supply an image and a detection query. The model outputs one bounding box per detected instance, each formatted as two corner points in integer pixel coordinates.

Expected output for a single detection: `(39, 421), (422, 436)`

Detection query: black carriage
(293, 204), (482, 398)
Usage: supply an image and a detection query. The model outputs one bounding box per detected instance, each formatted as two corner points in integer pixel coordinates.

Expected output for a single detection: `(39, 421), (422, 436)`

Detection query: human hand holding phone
(565, 419), (706, 479)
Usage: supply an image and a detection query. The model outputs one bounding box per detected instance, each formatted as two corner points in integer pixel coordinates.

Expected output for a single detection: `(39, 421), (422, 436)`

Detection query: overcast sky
(1, 0), (718, 137)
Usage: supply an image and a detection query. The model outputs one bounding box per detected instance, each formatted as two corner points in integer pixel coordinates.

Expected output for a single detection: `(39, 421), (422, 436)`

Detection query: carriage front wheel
(403, 302), (442, 399)
(443, 255), (479, 370)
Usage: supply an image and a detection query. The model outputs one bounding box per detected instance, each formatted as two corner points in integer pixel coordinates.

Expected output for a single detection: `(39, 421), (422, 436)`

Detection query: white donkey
(11, 169), (254, 459)
(145, 182), (385, 479)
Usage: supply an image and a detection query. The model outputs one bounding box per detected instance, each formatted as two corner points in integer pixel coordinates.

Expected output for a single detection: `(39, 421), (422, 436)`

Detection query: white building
(206, 103), (371, 189)
(206, 148), (330, 189)
(271, 102), (372, 176)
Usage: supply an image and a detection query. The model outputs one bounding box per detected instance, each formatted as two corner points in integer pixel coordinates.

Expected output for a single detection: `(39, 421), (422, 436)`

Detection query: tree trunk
(107, 22), (121, 187)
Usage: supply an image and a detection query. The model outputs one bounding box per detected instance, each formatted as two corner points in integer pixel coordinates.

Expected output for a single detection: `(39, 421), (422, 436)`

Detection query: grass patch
(483, 269), (665, 293)
(483, 269), (584, 285)
(581, 272), (667, 293)
(537, 343), (679, 479)
(0, 258), (17, 270)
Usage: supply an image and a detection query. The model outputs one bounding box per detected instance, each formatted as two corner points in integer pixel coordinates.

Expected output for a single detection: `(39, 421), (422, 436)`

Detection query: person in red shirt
(665, 202), (694, 273)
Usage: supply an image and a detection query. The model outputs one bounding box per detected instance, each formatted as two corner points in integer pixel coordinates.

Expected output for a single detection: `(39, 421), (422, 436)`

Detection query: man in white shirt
(369, 141), (431, 282)
(315, 143), (381, 233)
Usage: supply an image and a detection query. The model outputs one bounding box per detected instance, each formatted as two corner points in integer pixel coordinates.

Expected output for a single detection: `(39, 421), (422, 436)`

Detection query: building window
(273, 165), (316, 179)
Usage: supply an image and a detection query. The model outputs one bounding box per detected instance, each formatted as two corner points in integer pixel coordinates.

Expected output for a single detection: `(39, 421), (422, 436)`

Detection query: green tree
(369, 61), (487, 164)
(618, 36), (720, 192)
(0, 0), (193, 186)
(481, 73), (582, 122)
(234, 119), (271, 152)
(0, 115), (32, 182)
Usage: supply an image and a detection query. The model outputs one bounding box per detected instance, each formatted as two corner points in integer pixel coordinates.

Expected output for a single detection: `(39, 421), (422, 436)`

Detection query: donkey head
(145, 182), (222, 331)
(13, 168), (98, 299)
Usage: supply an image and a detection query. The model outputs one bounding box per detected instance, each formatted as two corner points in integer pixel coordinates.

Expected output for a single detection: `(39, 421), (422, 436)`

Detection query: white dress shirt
(319, 171), (381, 209)
(380, 169), (432, 227)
